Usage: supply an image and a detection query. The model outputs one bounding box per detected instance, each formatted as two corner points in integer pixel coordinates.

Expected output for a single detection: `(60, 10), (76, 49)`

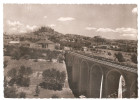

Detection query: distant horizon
(4, 27), (137, 41)
(3, 4), (138, 40)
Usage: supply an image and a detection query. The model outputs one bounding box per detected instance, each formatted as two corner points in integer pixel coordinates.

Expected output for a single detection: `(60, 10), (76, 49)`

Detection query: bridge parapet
(67, 51), (137, 74)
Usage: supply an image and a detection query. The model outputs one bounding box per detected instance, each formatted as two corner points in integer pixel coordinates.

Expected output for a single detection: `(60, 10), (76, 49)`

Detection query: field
(4, 56), (74, 98)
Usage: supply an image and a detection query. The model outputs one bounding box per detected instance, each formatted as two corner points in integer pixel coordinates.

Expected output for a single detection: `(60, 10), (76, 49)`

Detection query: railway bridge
(65, 52), (137, 98)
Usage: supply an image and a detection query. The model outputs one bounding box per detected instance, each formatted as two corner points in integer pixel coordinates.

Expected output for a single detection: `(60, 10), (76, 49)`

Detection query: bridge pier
(89, 65), (103, 98)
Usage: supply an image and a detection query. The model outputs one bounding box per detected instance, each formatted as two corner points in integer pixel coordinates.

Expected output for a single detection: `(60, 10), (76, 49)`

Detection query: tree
(46, 50), (55, 61)
(41, 68), (66, 90)
(114, 52), (125, 62)
(131, 54), (137, 64)
(4, 87), (18, 98)
(18, 92), (26, 98)
(7, 68), (17, 79)
(35, 85), (40, 96)
(10, 47), (21, 60)
(18, 66), (32, 76)
(58, 54), (64, 63)
(4, 60), (8, 68)
(18, 66), (26, 76)
(16, 76), (30, 87)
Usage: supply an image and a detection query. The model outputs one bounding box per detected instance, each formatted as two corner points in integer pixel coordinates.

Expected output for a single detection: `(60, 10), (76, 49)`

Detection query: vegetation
(35, 85), (40, 96)
(4, 45), (62, 61)
(114, 52), (125, 62)
(108, 52), (111, 56)
(7, 66), (32, 87)
(4, 87), (18, 98)
(7, 68), (17, 78)
(40, 68), (66, 91)
(18, 92), (26, 98)
(131, 54), (137, 64)
(51, 94), (59, 98)
(4, 60), (8, 68)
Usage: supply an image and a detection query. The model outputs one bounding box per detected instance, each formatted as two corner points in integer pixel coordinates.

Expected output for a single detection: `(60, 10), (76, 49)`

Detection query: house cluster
(4, 34), (59, 50)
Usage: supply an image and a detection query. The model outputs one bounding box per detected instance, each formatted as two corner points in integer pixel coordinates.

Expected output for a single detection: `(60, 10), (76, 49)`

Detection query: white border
(0, 0), (139, 100)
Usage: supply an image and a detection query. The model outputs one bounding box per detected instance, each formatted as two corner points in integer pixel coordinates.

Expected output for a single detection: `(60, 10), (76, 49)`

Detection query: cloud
(121, 33), (136, 37)
(96, 28), (115, 32)
(95, 27), (137, 40)
(43, 16), (47, 19)
(116, 28), (137, 34)
(57, 17), (75, 21)
(49, 24), (56, 27)
(5, 20), (38, 34)
(85, 27), (96, 30)
(96, 27), (137, 34)
(132, 7), (138, 14)
(26, 25), (38, 31)
(7, 20), (23, 27)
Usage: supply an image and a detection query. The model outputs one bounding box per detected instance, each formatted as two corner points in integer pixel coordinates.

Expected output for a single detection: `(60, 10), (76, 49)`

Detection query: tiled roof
(36, 39), (54, 44)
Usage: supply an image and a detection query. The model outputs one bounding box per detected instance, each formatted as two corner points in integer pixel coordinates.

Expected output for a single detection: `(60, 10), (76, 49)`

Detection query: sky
(3, 4), (138, 40)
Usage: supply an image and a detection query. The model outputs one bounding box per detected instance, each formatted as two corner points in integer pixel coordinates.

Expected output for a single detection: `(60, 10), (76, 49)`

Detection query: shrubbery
(4, 87), (18, 98)
(131, 54), (137, 64)
(18, 92), (26, 98)
(40, 68), (66, 91)
(114, 52), (125, 62)
(108, 52), (111, 56)
(51, 94), (59, 98)
(4, 60), (8, 68)
(4, 87), (26, 98)
(4, 45), (63, 61)
(7, 66), (32, 87)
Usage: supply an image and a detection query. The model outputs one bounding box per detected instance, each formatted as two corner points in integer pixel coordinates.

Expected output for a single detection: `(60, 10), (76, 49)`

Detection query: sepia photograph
(3, 4), (138, 98)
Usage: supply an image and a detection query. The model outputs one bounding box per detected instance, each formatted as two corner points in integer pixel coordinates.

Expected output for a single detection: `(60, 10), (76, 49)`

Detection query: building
(36, 39), (55, 50)
(8, 41), (20, 46)
(64, 46), (71, 51)
(82, 47), (88, 51)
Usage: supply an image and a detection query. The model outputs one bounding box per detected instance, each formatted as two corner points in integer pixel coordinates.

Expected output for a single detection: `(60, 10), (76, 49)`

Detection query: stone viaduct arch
(65, 52), (137, 98)
(79, 60), (89, 96)
(89, 64), (103, 98)
(105, 69), (127, 98)
(130, 80), (138, 98)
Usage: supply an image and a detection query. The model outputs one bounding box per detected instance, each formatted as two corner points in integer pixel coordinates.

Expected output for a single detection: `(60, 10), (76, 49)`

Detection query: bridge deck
(68, 52), (137, 74)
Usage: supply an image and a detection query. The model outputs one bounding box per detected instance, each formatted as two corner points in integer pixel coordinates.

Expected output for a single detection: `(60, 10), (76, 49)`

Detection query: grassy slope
(4, 56), (74, 98)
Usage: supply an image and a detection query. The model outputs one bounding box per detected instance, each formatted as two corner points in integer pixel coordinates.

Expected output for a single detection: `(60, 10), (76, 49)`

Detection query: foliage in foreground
(40, 68), (66, 91)
(7, 66), (32, 87)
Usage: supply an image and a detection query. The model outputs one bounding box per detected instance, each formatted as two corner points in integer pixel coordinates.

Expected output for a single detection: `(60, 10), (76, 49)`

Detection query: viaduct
(65, 52), (138, 98)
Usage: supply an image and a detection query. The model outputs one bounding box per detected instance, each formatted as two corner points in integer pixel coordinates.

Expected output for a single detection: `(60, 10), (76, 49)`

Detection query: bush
(40, 68), (66, 91)
(8, 78), (16, 86)
(7, 66), (32, 87)
(18, 66), (33, 76)
(4, 60), (8, 68)
(10, 47), (21, 60)
(58, 54), (64, 63)
(18, 92), (26, 98)
(4, 87), (18, 98)
(108, 52), (111, 56)
(16, 76), (30, 87)
(131, 54), (137, 64)
(114, 52), (125, 62)
(7, 68), (17, 78)
(52, 94), (59, 98)
(35, 85), (40, 96)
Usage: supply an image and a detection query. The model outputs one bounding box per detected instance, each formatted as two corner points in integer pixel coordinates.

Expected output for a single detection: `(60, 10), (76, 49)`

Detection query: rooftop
(36, 39), (54, 44)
